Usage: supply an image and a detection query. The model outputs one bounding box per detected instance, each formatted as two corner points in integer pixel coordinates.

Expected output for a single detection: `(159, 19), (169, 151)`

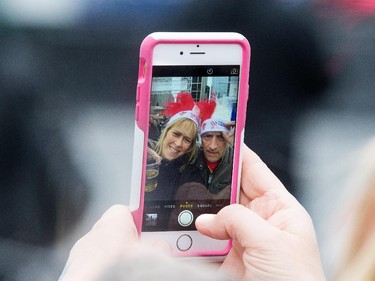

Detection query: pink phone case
(131, 32), (251, 257)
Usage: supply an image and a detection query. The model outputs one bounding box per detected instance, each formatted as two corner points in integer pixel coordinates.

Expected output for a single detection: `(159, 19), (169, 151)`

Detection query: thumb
(148, 239), (173, 255)
(195, 204), (277, 248)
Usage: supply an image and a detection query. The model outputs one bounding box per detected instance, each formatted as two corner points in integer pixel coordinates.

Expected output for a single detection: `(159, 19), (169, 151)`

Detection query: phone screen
(142, 65), (240, 232)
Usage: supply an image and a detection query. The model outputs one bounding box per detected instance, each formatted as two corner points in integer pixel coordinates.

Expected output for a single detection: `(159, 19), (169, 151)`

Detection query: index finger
(240, 144), (287, 204)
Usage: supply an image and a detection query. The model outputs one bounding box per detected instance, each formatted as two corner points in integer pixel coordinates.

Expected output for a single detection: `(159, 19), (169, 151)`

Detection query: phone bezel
(131, 32), (250, 257)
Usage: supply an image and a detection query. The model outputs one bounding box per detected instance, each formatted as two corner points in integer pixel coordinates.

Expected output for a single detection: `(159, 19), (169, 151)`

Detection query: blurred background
(0, 0), (374, 280)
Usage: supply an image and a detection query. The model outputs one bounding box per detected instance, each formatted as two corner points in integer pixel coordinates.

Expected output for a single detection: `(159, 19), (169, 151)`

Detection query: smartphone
(130, 32), (250, 257)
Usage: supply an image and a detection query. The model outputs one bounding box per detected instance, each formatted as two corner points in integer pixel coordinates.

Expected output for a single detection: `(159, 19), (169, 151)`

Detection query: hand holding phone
(130, 32), (251, 258)
(60, 146), (325, 281)
(196, 145), (327, 281)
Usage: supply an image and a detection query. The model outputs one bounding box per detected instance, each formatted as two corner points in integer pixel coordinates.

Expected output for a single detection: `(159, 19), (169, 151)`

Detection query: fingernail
(195, 214), (215, 227)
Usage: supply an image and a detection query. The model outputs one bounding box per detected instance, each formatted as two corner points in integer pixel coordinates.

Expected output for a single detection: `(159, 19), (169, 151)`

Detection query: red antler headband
(162, 92), (216, 126)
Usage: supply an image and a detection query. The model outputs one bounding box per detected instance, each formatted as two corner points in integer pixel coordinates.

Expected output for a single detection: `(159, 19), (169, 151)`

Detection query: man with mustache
(196, 118), (234, 196)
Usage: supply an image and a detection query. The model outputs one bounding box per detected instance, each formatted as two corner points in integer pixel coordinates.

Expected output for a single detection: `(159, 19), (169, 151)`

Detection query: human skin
(161, 124), (195, 160)
(58, 205), (172, 281)
(196, 145), (327, 281)
(59, 144), (326, 281)
(201, 132), (227, 163)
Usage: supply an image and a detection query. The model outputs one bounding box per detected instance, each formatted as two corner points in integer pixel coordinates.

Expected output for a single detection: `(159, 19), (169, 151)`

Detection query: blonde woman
(146, 111), (204, 201)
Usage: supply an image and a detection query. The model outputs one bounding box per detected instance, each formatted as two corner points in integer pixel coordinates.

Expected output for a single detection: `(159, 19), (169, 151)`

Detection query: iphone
(130, 32), (250, 257)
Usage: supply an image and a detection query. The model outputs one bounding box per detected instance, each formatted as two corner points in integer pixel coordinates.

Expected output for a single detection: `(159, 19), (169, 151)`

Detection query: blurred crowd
(1, 0), (375, 280)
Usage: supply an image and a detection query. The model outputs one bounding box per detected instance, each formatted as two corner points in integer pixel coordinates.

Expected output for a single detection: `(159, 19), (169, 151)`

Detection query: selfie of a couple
(145, 92), (234, 202)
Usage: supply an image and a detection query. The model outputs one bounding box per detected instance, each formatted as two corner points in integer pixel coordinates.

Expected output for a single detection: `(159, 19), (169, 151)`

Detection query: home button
(176, 234), (193, 251)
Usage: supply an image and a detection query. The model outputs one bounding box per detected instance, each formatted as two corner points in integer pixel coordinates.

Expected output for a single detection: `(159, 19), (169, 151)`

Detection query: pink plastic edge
(131, 33), (251, 257)
(131, 35), (157, 234)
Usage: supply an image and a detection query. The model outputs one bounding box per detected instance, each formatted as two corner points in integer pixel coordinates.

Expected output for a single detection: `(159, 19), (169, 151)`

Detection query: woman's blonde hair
(155, 117), (198, 169)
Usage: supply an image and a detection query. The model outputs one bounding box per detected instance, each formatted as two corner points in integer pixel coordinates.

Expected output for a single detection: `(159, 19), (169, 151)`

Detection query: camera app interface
(142, 65), (240, 232)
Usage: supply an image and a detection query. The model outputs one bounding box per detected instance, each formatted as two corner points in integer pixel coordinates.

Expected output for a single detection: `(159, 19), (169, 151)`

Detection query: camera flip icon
(230, 68), (239, 75)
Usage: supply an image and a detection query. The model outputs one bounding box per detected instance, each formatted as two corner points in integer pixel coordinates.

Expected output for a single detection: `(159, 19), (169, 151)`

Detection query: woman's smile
(162, 128), (193, 160)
